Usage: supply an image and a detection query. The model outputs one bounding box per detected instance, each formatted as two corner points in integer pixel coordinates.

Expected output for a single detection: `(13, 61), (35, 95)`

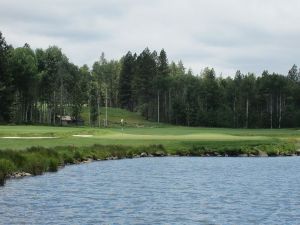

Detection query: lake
(1, 157), (300, 224)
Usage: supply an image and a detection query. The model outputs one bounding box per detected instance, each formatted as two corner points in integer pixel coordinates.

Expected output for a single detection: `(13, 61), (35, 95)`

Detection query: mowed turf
(0, 125), (299, 150)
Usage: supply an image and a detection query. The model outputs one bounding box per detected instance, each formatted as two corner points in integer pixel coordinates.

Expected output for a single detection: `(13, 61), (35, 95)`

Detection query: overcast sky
(1, 0), (300, 76)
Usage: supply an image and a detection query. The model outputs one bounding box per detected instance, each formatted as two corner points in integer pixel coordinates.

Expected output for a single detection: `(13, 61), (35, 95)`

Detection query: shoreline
(4, 149), (300, 186)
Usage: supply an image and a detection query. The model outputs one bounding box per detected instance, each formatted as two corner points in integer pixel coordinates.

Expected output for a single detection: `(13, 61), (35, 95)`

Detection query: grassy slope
(81, 106), (164, 127)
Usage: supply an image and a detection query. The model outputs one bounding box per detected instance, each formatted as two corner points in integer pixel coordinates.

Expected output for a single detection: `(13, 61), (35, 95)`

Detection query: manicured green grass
(1, 107), (299, 186)
(0, 125), (299, 150)
(1, 124), (299, 186)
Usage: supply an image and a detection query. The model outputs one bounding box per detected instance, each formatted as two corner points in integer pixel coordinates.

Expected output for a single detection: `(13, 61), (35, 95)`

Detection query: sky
(1, 0), (300, 76)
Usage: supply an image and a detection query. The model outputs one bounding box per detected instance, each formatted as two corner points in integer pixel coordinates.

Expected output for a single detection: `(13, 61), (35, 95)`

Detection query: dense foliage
(1, 31), (300, 128)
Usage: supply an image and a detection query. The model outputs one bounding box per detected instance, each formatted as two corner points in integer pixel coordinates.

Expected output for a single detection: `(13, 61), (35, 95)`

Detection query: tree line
(1, 31), (300, 128)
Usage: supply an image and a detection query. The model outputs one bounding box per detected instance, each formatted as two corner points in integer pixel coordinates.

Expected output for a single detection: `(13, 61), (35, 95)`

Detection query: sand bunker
(1, 137), (57, 139)
(72, 135), (93, 137)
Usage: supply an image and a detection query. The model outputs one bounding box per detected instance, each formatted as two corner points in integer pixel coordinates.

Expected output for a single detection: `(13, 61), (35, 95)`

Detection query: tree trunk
(164, 91), (167, 122)
(233, 96), (236, 128)
(97, 89), (100, 128)
(88, 98), (91, 127)
(246, 97), (249, 128)
(53, 91), (56, 125)
(270, 94), (273, 129)
(279, 93), (282, 128)
(157, 90), (160, 124)
(60, 80), (63, 126)
(105, 87), (108, 127)
(168, 89), (171, 122)
(30, 103), (33, 122)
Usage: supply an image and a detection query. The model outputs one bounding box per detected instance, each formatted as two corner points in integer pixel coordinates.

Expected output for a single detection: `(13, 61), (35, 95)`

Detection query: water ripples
(1, 157), (300, 224)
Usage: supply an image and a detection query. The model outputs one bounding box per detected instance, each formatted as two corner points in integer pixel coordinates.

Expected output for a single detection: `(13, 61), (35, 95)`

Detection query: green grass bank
(0, 124), (300, 186)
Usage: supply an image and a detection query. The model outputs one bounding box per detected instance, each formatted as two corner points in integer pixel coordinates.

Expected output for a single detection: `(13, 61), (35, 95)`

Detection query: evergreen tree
(119, 52), (135, 110)
(134, 48), (157, 119)
(0, 32), (13, 122)
(288, 64), (299, 82)
(155, 49), (169, 123)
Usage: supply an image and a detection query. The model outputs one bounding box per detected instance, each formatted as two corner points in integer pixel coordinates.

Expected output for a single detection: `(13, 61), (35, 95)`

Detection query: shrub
(62, 153), (74, 164)
(48, 158), (59, 172)
(74, 151), (83, 161)
(23, 154), (47, 176)
(0, 159), (16, 186)
(0, 150), (25, 168)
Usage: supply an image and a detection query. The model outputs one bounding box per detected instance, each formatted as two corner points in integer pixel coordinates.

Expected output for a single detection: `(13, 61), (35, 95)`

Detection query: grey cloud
(1, 0), (300, 76)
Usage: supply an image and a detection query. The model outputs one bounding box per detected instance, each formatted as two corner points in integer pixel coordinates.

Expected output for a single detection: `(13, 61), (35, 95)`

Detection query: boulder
(106, 156), (118, 160)
(153, 151), (166, 157)
(10, 172), (31, 179)
(82, 158), (93, 163)
(258, 151), (268, 157)
(140, 152), (148, 157)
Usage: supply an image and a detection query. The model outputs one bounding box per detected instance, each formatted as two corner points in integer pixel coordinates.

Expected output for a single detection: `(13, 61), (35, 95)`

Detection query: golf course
(0, 124), (299, 151)
(1, 108), (300, 186)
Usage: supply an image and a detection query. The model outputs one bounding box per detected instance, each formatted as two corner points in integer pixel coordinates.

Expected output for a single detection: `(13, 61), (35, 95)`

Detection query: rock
(258, 151), (268, 157)
(12, 173), (21, 178)
(249, 154), (256, 157)
(10, 172), (31, 179)
(140, 152), (148, 157)
(82, 158), (93, 163)
(238, 154), (248, 157)
(153, 151), (166, 157)
(296, 149), (300, 156)
(106, 157), (116, 160)
(23, 172), (31, 177)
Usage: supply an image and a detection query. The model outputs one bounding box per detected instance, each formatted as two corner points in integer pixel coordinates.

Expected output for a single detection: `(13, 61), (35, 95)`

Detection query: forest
(1, 31), (300, 128)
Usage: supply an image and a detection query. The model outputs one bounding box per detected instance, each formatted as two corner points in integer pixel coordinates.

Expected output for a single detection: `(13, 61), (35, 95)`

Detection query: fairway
(0, 125), (299, 150)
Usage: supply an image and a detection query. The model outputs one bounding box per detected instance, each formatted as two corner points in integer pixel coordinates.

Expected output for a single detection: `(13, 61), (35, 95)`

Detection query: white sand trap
(1, 136), (57, 139)
(72, 134), (93, 137)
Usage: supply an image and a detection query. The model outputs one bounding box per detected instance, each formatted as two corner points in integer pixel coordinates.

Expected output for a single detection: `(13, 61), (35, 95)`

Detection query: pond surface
(1, 157), (300, 225)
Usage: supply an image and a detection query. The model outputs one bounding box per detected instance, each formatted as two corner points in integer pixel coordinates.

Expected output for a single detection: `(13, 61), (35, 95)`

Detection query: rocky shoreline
(3, 148), (300, 186)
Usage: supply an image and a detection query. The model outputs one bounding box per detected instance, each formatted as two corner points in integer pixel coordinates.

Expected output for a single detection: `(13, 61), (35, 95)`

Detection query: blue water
(1, 157), (300, 225)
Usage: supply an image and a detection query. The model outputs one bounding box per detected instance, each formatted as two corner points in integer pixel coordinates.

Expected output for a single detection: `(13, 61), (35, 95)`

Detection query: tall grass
(0, 142), (297, 186)
(0, 159), (15, 185)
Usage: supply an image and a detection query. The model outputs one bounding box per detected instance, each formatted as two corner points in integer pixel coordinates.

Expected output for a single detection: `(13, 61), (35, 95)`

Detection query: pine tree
(119, 52), (135, 111)
(0, 32), (13, 122)
(156, 49), (169, 122)
(134, 48), (157, 119)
